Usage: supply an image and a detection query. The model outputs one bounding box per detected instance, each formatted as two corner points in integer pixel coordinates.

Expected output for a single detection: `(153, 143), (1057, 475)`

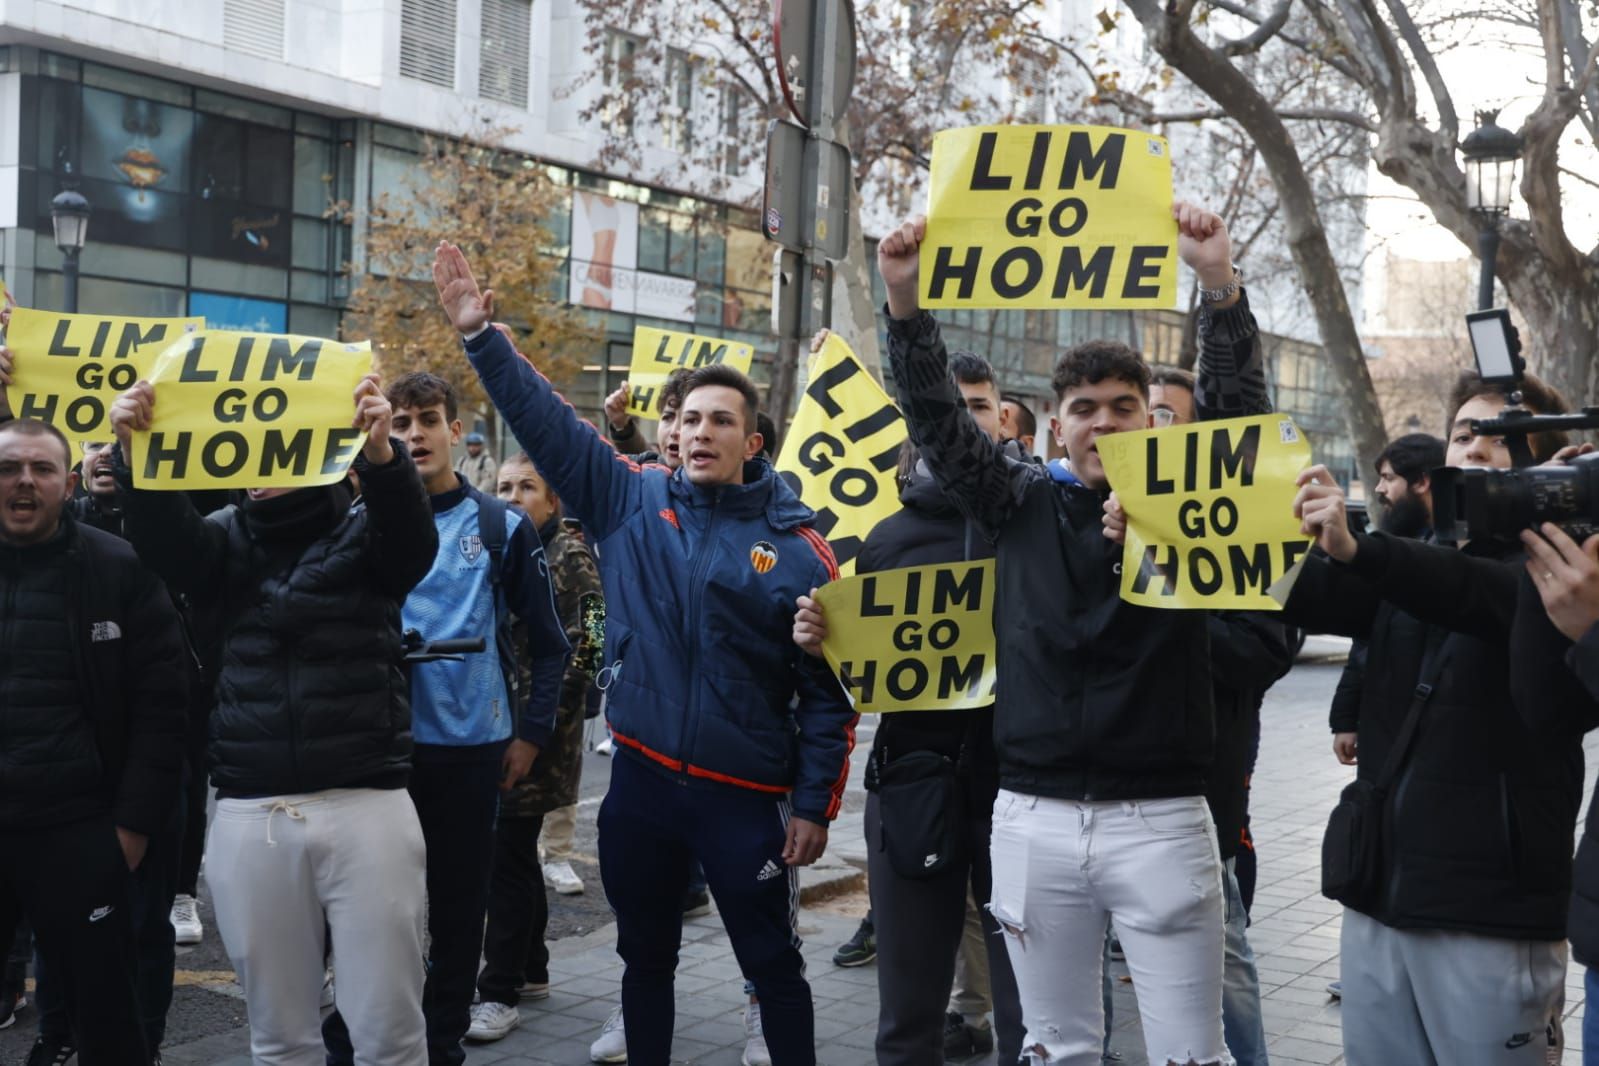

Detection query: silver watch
(1198, 266), (1241, 304)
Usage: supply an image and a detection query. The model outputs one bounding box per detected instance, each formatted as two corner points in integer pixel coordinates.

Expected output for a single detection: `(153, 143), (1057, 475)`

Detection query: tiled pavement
(164, 643), (1598, 1064)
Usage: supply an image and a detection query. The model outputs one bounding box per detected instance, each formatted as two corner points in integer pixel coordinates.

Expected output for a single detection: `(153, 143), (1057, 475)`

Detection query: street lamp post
(1460, 110), (1522, 311)
(50, 189), (91, 314)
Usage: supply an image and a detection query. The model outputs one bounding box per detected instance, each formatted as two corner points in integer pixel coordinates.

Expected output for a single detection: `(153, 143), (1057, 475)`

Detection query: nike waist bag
(867, 749), (967, 881)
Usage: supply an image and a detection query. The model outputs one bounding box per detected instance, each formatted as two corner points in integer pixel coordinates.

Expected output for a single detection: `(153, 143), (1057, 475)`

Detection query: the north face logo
(90, 621), (122, 643)
(458, 535), (484, 565)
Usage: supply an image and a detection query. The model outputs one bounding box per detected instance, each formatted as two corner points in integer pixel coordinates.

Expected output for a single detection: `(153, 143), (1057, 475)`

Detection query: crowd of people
(1, 193), (1599, 1066)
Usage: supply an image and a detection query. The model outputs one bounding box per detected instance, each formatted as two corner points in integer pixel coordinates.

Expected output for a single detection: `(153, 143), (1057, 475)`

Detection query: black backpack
(464, 485), (522, 709)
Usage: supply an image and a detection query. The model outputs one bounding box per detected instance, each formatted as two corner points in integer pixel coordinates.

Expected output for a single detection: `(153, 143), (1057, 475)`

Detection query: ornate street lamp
(1460, 110), (1522, 310)
(50, 188), (91, 314)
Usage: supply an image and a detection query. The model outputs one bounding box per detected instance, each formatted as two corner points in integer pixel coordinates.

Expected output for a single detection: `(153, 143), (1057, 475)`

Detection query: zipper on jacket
(680, 489), (722, 785)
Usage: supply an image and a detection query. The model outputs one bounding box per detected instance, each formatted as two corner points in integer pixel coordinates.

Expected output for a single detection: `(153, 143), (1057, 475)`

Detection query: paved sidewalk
(153, 651), (1594, 1065)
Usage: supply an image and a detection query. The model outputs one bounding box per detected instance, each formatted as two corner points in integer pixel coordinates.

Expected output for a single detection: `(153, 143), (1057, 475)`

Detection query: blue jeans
(1222, 857), (1269, 1066)
(1585, 968), (1599, 1065)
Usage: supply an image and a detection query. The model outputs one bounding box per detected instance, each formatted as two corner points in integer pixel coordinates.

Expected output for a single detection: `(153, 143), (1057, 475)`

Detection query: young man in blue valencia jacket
(432, 241), (856, 1066)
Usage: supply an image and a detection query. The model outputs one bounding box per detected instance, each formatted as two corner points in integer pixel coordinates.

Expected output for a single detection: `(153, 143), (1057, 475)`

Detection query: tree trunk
(1126, 2), (1390, 483)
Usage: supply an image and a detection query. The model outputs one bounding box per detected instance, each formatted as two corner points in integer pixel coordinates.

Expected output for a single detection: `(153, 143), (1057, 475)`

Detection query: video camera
(1430, 309), (1599, 542)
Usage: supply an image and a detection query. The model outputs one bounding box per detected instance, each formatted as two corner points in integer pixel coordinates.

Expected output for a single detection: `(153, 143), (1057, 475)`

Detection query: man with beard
(1373, 434), (1445, 539)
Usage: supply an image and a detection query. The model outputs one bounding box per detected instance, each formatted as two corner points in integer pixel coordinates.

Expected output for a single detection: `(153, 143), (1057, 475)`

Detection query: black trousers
(0, 815), (147, 1065)
(477, 813), (550, 1007)
(324, 751), (502, 1066)
(865, 791), (1023, 1065)
(37, 799), (183, 1050)
(176, 708), (211, 898)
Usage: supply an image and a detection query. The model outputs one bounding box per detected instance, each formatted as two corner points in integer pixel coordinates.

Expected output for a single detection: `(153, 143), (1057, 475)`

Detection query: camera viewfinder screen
(1468, 312), (1517, 383)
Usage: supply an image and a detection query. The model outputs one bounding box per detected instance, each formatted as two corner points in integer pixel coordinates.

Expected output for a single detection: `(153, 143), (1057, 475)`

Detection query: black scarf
(241, 483), (353, 544)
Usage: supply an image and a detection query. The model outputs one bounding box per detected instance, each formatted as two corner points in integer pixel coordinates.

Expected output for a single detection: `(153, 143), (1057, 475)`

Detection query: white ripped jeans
(988, 790), (1232, 1066)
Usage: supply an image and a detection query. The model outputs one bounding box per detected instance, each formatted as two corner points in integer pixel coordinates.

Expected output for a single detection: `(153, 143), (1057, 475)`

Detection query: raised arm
(879, 218), (1037, 540)
(434, 242), (642, 541)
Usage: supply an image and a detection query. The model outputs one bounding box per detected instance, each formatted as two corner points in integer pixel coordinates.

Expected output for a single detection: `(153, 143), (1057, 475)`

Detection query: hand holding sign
(1293, 465), (1357, 563)
(110, 380), (156, 451)
(876, 216), (928, 320)
(433, 241), (495, 336)
(353, 373), (395, 466)
(0, 346), (12, 420)
(604, 380), (631, 433)
(793, 590), (827, 657)
(1102, 491), (1128, 545)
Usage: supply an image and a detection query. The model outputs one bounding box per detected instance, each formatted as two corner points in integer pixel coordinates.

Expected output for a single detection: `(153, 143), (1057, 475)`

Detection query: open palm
(432, 241), (495, 334)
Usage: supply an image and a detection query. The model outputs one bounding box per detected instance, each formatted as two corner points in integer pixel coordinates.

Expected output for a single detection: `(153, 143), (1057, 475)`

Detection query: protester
(432, 240), (857, 1066)
(457, 431), (498, 493)
(603, 371), (692, 466)
(872, 202), (1257, 1065)
(998, 393), (1036, 454)
(0, 416), (188, 1066)
(468, 452), (605, 1043)
(1278, 370), (1578, 1065)
(109, 371), (439, 1066)
(12, 437), (229, 1066)
(1512, 511), (1599, 1061)
(795, 344), (1023, 1065)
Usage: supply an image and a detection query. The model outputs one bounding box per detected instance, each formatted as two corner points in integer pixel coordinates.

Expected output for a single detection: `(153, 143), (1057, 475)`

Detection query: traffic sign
(774, 0), (857, 133)
(763, 121), (851, 261)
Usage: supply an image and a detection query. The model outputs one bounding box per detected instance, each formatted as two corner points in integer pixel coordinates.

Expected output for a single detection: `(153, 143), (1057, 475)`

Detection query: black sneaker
(26, 1036), (77, 1066)
(832, 918), (876, 967)
(1108, 934), (1125, 961)
(942, 1011), (994, 1060)
(682, 889), (712, 918)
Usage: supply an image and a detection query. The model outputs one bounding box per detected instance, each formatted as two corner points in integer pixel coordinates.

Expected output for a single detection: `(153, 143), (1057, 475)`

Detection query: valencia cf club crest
(750, 541), (778, 574)
(459, 534), (484, 565)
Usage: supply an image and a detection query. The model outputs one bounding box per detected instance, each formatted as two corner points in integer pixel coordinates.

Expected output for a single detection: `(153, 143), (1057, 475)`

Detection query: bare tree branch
(1149, 106), (1378, 130)
(1220, 0), (1294, 56)
(1381, 0), (1458, 143)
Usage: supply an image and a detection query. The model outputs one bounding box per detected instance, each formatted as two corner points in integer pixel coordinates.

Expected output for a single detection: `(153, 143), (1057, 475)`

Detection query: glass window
(637, 207), (670, 274)
(193, 112), (246, 201)
(41, 177), (187, 254)
(195, 88), (292, 129)
(82, 63), (189, 107)
(40, 52), (80, 81)
(666, 211), (695, 277)
(35, 77), (81, 176)
(34, 273), (186, 317)
(188, 255), (287, 300)
(695, 223), (726, 285)
(294, 135), (332, 216)
(296, 112), (332, 138)
(292, 218), (329, 270)
(662, 49), (696, 154)
(290, 269), (328, 303)
(246, 125), (293, 207)
(290, 303), (341, 339)
(191, 198), (290, 267)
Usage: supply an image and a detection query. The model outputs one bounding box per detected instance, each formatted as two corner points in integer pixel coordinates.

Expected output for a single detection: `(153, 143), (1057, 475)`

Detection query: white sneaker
(742, 1006), (771, 1066)
(170, 894), (203, 945)
(466, 1000), (521, 1042)
(590, 1005), (627, 1062)
(544, 861), (585, 896)
(595, 736), (614, 756)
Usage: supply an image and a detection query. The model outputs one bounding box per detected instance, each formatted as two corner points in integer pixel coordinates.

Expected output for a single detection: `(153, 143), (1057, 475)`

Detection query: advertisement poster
(568, 190), (696, 322)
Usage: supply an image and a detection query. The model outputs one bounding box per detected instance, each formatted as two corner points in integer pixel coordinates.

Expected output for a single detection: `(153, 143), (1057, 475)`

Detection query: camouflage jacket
(502, 518), (605, 818)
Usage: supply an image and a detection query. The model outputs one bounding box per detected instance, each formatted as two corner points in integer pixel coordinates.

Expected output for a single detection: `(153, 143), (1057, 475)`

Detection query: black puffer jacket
(856, 469), (999, 808)
(116, 443), (437, 796)
(0, 515), (188, 833)
(1286, 534), (1582, 940)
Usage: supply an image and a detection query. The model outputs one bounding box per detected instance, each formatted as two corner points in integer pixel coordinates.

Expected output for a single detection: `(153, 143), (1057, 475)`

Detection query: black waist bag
(1322, 643), (1447, 910)
(868, 749), (967, 880)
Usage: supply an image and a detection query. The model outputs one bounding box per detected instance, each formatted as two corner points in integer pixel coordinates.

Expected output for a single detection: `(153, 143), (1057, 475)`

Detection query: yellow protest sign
(919, 124), (1178, 310)
(775, 334), (907, 576)
(130, 331), (373, 490)
(625, 327), (755, 418)
(815, 561), (996, 713)
(1098, 413), (1314, 610)
(6, 309), (203, 439)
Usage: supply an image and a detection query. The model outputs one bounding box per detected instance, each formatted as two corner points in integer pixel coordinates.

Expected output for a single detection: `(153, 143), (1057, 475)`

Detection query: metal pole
(1476, 223), (1500, 310)
(63, 247), (80, 314)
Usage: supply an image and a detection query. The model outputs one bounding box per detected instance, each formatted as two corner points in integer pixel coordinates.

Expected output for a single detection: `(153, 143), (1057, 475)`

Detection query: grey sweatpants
(207, 787), (428, 1066)
(1340, 908), (1566, 1066)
